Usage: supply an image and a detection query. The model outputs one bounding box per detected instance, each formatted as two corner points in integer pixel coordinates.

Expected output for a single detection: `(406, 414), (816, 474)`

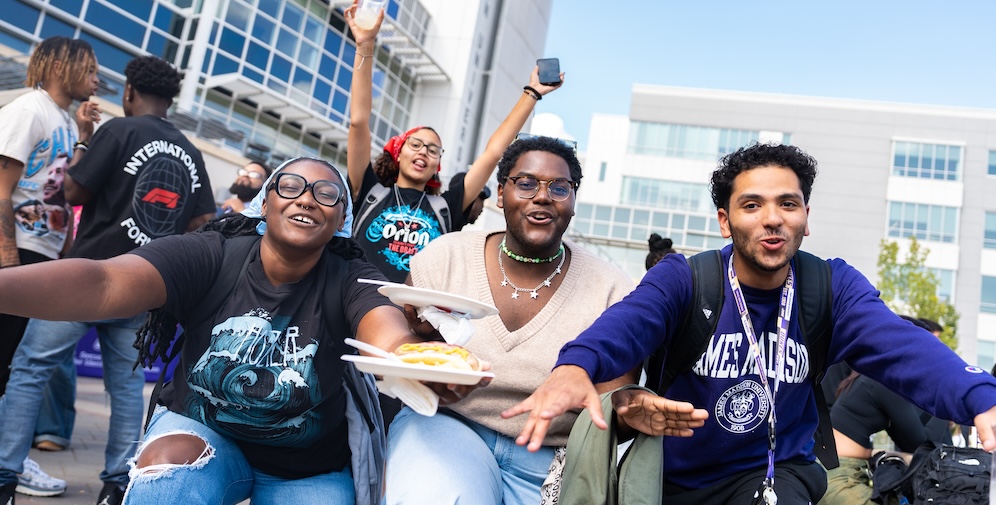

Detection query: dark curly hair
(124, 55), (181, 100)
(495, 135), (582, 188)
(710, 143), (817, 211)
(645, 233), (675, 271)
(372, 126), (442, 196)
(133, 214), (365, 370)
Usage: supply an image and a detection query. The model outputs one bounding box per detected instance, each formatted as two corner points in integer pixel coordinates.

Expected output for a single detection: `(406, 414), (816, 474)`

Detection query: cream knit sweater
(410, 230), (634, 446)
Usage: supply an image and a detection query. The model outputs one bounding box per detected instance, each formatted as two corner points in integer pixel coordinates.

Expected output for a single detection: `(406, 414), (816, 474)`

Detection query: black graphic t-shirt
(131, 232), (392, 479)
(351, 167), (466, 283)
(67, 115), (215, 259)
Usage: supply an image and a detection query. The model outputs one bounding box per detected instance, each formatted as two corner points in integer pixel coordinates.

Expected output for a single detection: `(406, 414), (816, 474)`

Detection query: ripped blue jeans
(124, 406), (354, 505)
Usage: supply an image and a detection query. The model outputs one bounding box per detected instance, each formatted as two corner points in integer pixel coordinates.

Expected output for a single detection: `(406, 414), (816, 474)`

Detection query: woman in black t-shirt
(0, 158), (474, 504)
(343, 2), (563, 284)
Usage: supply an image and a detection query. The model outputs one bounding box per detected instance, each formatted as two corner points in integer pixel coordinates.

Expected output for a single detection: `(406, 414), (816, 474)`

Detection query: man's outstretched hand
(501, 365), (600, 452)
(612, 388), (708, 437)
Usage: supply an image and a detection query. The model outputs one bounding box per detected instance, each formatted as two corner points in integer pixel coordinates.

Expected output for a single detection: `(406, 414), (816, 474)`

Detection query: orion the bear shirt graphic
(364, 204), (443, 273)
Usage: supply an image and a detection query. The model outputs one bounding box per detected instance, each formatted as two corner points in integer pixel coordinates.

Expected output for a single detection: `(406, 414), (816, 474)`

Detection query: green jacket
(559, 385), (664, 505)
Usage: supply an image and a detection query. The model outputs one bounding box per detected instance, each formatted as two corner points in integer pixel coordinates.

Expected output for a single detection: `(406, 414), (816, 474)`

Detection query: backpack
(355, 182), (451, 234)
(145, 235), (387, 505)
(897, 441), (991, 505)
(642, 249), (839, 468)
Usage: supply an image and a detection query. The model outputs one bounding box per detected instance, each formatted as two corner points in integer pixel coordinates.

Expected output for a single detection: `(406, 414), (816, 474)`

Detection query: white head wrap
(240, 156), (353, 238)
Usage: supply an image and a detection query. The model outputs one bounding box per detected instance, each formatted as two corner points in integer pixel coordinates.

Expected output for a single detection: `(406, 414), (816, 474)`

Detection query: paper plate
(358, 279), (498, 318)
(341, 354), (494, 386)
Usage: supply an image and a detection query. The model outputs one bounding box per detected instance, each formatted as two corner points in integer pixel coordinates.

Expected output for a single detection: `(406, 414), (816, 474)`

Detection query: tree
(876, 236), (959, 349)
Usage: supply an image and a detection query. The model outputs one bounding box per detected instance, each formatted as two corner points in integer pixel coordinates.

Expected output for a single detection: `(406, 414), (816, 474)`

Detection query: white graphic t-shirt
(0, 89), (76, 259)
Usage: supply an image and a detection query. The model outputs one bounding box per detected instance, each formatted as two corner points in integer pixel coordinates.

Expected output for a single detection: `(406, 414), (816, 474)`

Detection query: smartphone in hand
(537, 58), (561, 86)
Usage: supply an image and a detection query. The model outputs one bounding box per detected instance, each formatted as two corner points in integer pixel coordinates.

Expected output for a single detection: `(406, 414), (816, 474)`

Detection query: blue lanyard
(727, 253), (795, 504)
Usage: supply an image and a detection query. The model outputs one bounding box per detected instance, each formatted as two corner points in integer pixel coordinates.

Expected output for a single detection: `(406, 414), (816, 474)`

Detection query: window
(978, 341), (995, 374)
(219, 27), (246, 58)
(982, 276), (996, 314)
(989, 151), (996, 176)
(153, 6), (185, 38)
(224, 2), (251, 31)
(116, 0), (153, 19)
(628, 121), (763, 160)
(40, 16), (76, 39)
(892, 141), (961, 181)
(928, 268), (955, 302)
(887, 201), (958, 243)
(621, 177), (712, 213)
(8, 1), (40, 33)
(78, 34), (135, 74)
(986, 212), (996, 249)
(50, 0), (83, 16)
(599, 162), (607, 182)
(85, 2), (145, 47)
(251, 16), (276, 44)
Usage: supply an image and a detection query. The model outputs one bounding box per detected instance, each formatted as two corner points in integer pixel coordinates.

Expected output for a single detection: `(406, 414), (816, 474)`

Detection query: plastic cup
(354, 0), (386, 30)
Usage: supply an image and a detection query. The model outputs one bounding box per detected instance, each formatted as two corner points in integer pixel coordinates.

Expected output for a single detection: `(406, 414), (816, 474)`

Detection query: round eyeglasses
(405, 136), (444, 158)
(506, 175), (577, 202)
(267, 172), (345, 207)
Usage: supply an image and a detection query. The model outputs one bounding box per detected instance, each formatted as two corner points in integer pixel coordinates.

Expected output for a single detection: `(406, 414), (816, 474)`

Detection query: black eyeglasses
(267, 172), (345, 207)
(238, 168), (265, 179)
(406, 136), (444, 158)
(513, 133), (578, 156)
(506, 175), (577, 202)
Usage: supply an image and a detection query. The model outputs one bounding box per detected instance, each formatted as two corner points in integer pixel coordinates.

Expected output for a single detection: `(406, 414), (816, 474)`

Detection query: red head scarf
(383, 126), (442, 189)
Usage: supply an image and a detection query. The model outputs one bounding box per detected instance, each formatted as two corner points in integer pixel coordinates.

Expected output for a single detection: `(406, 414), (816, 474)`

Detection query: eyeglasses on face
(267, 172), (344, 207)
(238, 168), (265, 180)
(512, 133), (578, 156)
(505, 175), (577, 202)
(405, 136), (444, 158)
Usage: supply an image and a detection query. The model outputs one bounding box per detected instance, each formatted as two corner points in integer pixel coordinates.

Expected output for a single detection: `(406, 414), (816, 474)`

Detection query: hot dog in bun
(393, 342), (482, 371)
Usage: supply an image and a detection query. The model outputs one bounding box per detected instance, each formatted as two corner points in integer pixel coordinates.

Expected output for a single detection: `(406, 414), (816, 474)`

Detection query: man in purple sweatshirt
(503, 143), (996, 505)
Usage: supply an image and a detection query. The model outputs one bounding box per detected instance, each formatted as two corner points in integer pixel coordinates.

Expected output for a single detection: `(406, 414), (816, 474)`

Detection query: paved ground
(16, 376), (150, 505)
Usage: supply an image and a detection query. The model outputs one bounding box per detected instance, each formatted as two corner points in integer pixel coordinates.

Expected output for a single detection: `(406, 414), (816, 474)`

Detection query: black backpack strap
(354, 183), (391, 234)
(645, 250), (724, 394)
(794, 250), (837, 468)
(143, 235), (259, 431)
(425, 194), (450, 234)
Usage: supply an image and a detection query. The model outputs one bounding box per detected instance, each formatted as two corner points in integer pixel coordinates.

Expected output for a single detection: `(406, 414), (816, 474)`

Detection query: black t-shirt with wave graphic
(132, 232), (391, 478)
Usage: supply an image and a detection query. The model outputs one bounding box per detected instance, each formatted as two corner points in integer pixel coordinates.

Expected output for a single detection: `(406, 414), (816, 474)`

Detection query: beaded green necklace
(500, 237), (564, 263)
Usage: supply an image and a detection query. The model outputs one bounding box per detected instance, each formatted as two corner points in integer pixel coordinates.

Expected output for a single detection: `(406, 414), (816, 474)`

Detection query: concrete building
(575, 84), (996, 367)
(0, 0), (553, 195)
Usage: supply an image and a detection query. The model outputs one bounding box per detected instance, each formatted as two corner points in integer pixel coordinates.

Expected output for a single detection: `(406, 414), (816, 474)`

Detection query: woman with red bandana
(344, 1), (563, 284)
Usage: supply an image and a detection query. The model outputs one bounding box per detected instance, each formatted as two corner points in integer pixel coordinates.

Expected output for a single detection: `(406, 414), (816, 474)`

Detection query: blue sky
(540, 1), (996, 150)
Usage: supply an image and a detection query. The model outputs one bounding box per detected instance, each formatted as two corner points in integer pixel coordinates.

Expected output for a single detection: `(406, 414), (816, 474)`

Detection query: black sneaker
(0, 481), (15, 505)
(96, 482), (124, 505)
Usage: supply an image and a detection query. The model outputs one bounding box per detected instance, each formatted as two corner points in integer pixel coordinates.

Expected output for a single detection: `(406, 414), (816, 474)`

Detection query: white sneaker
(15, 457), (66, 497)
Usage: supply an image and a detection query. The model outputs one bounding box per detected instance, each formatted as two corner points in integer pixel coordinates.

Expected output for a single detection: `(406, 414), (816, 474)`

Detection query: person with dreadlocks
(0, 156), (477, 504)
(344, 1), (564, 285)
(0, 54), (216, 505)
(0, 35), (101, 503)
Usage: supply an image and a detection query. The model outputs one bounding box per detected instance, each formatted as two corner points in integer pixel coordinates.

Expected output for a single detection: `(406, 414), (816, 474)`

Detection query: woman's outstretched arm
(0, 254), (166, 321)
(460, 66), (564, 210)
(345, 0), (384, 198)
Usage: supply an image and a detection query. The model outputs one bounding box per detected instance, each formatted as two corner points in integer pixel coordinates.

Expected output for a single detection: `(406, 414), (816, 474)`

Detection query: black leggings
(664, 460), (828, 505)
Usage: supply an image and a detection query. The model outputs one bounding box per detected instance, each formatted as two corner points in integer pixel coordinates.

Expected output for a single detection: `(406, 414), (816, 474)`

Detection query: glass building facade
(0, 0), (443, 165)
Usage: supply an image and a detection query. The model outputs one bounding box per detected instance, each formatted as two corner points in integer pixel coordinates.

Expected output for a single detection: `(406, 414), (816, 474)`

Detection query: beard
(730, 226), (798, 274)
(229, 181), (260, 202)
